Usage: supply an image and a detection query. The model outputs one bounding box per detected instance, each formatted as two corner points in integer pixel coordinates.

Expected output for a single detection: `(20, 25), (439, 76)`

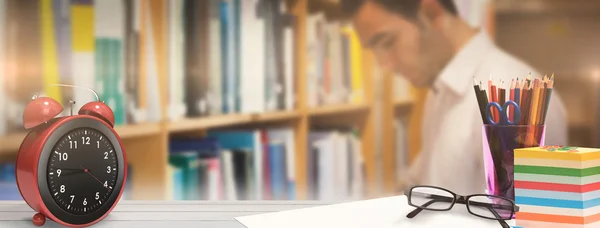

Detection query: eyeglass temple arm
(487, 207), (510, 228)
(406, 199), (439, 218)
(406, 196), (455, 218)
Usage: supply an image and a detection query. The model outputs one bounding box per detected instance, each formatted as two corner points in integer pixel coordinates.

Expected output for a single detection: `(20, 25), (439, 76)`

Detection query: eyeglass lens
(409, 187), (455, 210)
(467, 195), (514, 220)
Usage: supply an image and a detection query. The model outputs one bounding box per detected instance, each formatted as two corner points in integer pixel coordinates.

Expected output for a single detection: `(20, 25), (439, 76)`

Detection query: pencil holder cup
(482, 125), (546, 202)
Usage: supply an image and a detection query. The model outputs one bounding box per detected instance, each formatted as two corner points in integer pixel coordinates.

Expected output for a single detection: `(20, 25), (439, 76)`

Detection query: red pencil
(491, 84), (498, 123)
(510, 79), (515, 122)
(488, 77), (493, 102)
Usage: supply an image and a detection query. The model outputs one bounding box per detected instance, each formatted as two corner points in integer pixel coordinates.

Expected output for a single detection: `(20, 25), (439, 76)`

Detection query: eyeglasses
(404, 185), (519, 228)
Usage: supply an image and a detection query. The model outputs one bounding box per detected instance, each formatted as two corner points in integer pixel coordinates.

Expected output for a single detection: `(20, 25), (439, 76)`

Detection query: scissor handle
(503, 100), (521, 125)
(486, 102), (502, 125)
(486, 101), (521, 125)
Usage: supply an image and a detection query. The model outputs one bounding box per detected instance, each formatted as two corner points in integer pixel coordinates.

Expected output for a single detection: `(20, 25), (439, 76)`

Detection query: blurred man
(341, 0), (568, 195)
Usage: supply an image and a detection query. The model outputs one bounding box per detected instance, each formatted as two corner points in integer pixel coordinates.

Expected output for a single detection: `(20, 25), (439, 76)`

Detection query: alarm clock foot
(32, 213), (46, 226)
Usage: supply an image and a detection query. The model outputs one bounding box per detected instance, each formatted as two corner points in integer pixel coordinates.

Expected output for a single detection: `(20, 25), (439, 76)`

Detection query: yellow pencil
(536, 80), (545, 125)
(528, 79), (541, 126)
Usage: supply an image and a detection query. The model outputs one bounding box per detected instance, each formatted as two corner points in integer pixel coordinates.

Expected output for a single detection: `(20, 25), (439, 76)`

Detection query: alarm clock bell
(22, 96), (63, 129)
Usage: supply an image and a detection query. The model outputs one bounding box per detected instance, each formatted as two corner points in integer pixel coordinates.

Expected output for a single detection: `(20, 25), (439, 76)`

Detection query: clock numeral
(107, 166), (111, 173)
(69, 140), (77, 149)
(70, 195), (75, 203)
(60, 185), (65, 193)
(95, 192), (100, 200)
(82, 136), (90, 145)
(104, 152), (109, 159)
(58, 153), (68, 161)
(103, 181), (108, 188)
(97, 141), (100, 149)
(83, 198), (87, 206)
(56, 169), (62, 177)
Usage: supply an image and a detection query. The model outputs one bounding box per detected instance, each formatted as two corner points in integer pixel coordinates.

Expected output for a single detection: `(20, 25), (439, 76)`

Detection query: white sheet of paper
(235, 195), (515, 228)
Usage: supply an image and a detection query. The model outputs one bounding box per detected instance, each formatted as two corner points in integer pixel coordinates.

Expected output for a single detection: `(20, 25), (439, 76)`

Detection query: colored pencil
(529, 79), (541, 126)
(480, 81), (490, 114)
(515, 79), (521, 106)
(473, 77), (487, 124)
(510, 79), (515, 122)
(541, 75), (554, 124)
(488, 76), (493, 102)
(491, 84), (498, 123)
(472, 73), (556, 129)
(539, 86), (548, 125)
(521, 81), (532, 125)
(499, 81), (506, 106)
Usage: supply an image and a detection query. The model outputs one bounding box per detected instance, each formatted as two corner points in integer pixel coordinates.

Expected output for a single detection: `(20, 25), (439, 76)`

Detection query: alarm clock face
(37, 117), (125, 225)
(47, 127), (118, 215)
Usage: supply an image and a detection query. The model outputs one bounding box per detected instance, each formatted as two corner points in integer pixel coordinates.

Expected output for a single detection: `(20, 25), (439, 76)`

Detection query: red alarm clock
(16, 84), (127, 227)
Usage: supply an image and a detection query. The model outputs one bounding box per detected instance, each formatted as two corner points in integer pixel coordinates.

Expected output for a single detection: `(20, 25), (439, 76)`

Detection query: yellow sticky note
(71, 5), (94, 51)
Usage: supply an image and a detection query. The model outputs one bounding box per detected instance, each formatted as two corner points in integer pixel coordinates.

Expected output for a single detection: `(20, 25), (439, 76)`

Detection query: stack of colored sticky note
(513, 146), (600, 227)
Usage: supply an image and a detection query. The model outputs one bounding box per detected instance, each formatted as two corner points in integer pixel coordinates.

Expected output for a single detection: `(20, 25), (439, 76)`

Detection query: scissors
(485, 100), (521, 125)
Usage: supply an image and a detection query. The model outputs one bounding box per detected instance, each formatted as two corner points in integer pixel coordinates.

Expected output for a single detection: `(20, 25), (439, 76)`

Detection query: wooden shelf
(0, 133), (27, 154)
(115, 122), (162, 138)
(168, 111), (301, 133)
(308, 103), (370, 117)
(394, 99), (413, 115)
(0, 123), (162, 155)
(394, 98), (413, 107)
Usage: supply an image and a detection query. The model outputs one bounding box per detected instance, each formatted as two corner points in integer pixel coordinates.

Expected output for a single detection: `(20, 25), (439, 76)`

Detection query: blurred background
(0, 0), (598, 202)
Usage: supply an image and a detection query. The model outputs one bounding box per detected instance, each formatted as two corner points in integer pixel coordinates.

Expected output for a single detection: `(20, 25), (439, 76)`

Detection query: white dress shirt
(405, 30), (568, 195)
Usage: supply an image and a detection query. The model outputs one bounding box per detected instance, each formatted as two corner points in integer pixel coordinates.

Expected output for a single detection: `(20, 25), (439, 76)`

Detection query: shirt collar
(433, 30), (494, 96)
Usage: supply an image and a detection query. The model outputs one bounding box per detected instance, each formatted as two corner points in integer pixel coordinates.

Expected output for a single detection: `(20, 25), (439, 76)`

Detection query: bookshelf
(0, 123), (162, 154)
(308, 103), (370, 117)
(168, 111), (301, 133)
(0, 0), (413, 201)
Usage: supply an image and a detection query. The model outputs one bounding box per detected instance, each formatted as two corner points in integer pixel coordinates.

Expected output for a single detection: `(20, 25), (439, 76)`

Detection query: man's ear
(420, 0), (449, 29)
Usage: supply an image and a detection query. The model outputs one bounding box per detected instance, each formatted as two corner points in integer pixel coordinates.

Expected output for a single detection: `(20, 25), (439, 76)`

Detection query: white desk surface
(0, 200), (331, 227)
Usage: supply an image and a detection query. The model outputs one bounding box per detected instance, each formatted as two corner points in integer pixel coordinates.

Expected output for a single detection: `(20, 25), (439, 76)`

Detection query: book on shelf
(167, 127), (298, 201)
(306, 11), (366, 108)
(0, 162), (21, 200)
(207, 130), (262, 200)
(168, 137), (222, 201)
(394, 117), (409, 185)
(307, 129), (364, 201)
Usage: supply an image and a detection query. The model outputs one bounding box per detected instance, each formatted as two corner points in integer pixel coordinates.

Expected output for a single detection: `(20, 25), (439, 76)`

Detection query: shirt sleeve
(402, 150), (424, 189)
(543, 91), (569, 146)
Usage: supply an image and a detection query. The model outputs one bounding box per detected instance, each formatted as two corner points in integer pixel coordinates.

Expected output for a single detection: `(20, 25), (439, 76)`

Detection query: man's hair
(341, 0), (458, 20)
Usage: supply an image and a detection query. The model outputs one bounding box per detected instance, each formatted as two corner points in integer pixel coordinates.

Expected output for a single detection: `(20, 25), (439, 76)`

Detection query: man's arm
(396, 150), (426, 193)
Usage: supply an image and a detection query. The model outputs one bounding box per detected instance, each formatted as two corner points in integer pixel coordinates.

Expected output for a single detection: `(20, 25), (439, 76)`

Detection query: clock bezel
(37, 117), (125, 225)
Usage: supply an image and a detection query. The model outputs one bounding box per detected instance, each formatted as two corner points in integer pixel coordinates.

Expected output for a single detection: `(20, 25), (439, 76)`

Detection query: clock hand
(59, 171), (87, 177)
(54, 168), (84, 171)
(53, 168), (85, 177)
(80, 165), (109, 190)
